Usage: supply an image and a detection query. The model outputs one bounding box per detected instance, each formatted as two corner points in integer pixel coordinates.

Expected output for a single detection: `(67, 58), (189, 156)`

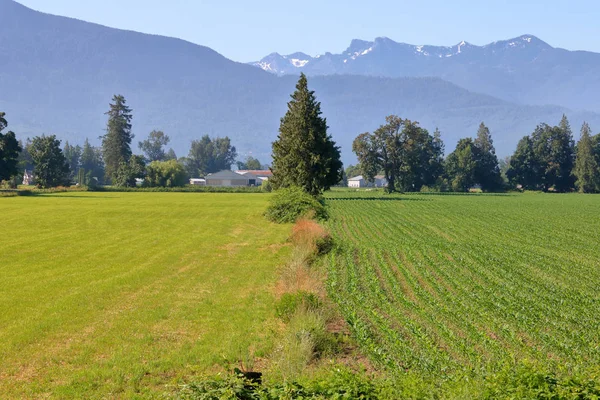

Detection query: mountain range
(251, 36), (600, 112)
(1, 0), (599, 164)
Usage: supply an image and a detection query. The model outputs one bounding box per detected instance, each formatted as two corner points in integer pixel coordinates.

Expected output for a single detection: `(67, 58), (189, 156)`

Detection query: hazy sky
(16, 0), (600, 62)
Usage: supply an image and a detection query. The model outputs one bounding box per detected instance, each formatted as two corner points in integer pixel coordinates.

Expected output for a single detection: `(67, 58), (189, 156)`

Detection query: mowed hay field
(326, 192), (600, 386)
(0, 192), (290, 398)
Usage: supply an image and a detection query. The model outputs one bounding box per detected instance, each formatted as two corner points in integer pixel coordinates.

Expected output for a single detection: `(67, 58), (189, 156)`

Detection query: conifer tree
(474, 122), (503, 191)
(271, 74), (342, 195)
(102, 95), (133, 183)
(81, 139), (105, 184)
(574, 122), (599, 193)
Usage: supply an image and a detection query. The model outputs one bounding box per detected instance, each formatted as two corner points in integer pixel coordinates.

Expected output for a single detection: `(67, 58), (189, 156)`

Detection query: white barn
(348, 175), (388, 188)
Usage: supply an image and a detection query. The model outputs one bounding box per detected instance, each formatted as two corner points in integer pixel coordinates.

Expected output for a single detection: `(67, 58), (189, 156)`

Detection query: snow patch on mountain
(290, 59), (309, 68)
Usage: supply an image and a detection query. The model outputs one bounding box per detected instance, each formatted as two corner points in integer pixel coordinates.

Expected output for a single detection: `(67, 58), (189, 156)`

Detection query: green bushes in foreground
(275, 292), (322, 323)
(265, 187), (328, 223)
(179, 364), (600, 399)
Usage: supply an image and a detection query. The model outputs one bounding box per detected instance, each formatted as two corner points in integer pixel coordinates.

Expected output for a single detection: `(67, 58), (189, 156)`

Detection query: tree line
(2, 74), (600, 194)
(349, 114), (600, 194)
(0, 96), (264, 189)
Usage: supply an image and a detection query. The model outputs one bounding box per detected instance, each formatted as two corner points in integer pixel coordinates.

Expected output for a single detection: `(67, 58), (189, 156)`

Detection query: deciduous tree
(146, 160), (188, 187)
(445, 138), (477, 192)
(139, 130), (170, 162)
(186, 135), (237, 177)
(0, 112), (22, 182)
(353, 116), (443, 192)
(29, 135), (70, 188)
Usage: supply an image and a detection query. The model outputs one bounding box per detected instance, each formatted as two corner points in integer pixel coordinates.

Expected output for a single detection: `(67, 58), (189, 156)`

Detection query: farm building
(348, 175), (367, 188)
(348, 175), (388, 188)
(189, 178), (206, 186)
(236, 170), (272, 185)
(205, 170), (257, 187)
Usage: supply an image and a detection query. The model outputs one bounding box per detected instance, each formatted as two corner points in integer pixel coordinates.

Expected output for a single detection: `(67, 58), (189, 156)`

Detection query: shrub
(261, 180), (273, 193)
(265, 187), (327, 224)
(276, 291), (322, 323)
(145, 159), (188, 188)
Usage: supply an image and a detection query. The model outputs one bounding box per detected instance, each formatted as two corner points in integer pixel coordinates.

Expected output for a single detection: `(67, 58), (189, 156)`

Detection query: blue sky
(17, 0), (600, 62)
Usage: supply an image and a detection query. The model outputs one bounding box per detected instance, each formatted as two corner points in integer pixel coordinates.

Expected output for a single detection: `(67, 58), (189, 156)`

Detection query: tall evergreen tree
(474, 122), (503, 191)
(63, 141), (82, 180)
(271, 74), (342, 196)
(0, 112), (21, 182)
(102, 95), (133, 183)
(29, 135), (70, 188)
(81, 138), (105, 184)
(574, 122), (599, 193)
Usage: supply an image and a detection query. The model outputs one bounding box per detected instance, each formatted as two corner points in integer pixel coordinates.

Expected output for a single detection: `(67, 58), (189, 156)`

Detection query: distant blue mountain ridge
(1, 0), (599, 163)
(251, 35), (600, 112)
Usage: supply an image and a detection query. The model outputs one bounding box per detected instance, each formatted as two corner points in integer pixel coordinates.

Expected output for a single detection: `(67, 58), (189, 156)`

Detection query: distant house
(236, 170), (272, 186)
(348, 175), (367, 188)
(22, 170), (34, 186)
(206, 170), (256, 187)
(348, 175), (388, 188)
(189, 178), (206, 186)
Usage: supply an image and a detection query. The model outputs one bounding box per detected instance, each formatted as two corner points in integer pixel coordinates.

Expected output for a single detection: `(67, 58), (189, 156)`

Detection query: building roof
(237, 170), (273, 177)
(348, 175), (364, 181)
(375, 175), (386, 180)
(206, 170), (252, 180)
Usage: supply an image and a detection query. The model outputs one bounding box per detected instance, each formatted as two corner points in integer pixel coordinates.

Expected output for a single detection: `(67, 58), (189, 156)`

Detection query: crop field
(325, 191), (600, 384)
(0, 192), (290, 398)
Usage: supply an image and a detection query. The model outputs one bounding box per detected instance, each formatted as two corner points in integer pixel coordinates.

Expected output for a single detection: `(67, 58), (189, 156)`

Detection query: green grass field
(0, 192), (290, 398)
(325, 191), (600, 386)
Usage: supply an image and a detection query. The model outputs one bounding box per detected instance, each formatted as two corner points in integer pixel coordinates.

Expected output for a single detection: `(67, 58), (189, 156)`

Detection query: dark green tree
(473, 122), (503, 191)
(139, 130), (170, 162)
(532, 121), (575, 192)
(353, 116), (443, 192)
(0, 112), (22, 182)
(29, 135), (70, 188)
(271, 74), (342, 196)
(186, 135), (237, 177)
(63, 141), (82, 180)
(80, 139), (105, 184)
(574, 122), (599, 193)
(507, 136), (539, 189)
(113, 155), (146, 187)
(102, 95), (133, 183)
(445, 138), (477, 192)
